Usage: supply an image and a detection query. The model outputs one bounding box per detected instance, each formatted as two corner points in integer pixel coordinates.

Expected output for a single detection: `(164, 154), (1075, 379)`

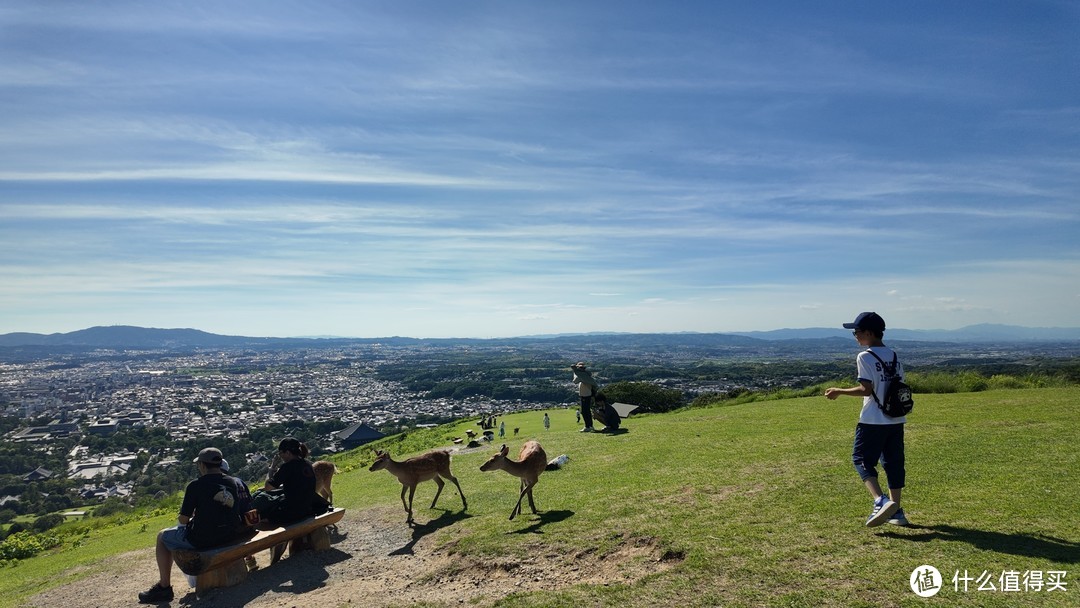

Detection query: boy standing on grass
(825, 312), (910, 528)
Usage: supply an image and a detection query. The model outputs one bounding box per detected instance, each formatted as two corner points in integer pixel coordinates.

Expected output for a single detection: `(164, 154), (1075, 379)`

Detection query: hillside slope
(10, 388), (1080, 607)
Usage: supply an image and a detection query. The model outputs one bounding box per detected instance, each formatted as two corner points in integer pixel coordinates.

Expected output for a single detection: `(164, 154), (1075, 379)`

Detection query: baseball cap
(842, 312), (886, 333)
(193, 447), (224, 466)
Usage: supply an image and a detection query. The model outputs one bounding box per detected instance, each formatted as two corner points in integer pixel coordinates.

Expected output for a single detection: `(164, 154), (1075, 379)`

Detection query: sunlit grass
(7, 388), (1079, 607)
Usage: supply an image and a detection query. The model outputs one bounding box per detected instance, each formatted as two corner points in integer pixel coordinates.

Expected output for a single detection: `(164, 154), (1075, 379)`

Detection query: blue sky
(1, 1), (1078, 338)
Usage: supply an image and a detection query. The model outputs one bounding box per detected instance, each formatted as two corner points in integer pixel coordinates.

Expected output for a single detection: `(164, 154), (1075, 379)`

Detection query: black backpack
(865, 349), (914, 418)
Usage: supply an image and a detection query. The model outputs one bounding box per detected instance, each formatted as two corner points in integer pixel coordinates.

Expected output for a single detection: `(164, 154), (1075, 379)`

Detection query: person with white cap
(138, 447), (253, 603)
(825, 312), (910, 528)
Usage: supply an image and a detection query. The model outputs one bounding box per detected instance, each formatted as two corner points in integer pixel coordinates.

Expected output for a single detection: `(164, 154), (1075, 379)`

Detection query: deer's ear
(499, 444), (509, 456)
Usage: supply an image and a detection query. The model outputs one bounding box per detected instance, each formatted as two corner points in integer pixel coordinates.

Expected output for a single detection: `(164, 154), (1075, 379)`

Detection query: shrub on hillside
(31, 514), (65, 533)
(602, 381), (683, 413)
(0, 530), (63, 561)
(94, 497), (131, 517)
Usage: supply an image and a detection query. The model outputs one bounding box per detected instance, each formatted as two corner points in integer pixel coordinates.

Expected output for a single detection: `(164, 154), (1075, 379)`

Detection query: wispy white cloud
(2, 1), (1078, 336)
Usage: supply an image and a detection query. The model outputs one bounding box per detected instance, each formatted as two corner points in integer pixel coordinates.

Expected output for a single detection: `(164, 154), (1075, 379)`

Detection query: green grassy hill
(6, 388), (1079, 607)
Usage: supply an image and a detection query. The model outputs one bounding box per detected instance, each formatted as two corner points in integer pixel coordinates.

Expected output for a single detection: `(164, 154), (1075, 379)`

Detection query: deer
(479, 441), (547, 520)
(312, 460), (338, 504)
(369, 449), (467, 525)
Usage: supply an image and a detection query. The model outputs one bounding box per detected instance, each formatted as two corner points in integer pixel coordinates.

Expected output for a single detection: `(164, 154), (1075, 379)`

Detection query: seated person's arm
(178, 514), (191, 525)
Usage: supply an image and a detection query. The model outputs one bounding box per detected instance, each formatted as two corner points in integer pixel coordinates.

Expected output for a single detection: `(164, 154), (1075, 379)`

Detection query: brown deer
(369, 449), (467, 524)
(479, 441), (547, 520)
(312, 460), (338, 504)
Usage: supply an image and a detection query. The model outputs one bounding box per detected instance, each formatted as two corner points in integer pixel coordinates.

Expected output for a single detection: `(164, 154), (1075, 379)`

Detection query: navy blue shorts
(852, 423), (905, 489)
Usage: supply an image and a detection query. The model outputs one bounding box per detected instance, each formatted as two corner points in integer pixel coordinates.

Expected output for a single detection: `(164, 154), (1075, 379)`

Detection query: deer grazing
(369, 449), (467, 524)
(479, 441), (547, 520)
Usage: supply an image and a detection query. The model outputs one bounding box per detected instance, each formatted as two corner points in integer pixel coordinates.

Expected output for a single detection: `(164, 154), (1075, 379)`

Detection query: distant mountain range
(0, 323), (1078, 350)
(0, 326), (316, 349)
(730, 323), (1080, 342)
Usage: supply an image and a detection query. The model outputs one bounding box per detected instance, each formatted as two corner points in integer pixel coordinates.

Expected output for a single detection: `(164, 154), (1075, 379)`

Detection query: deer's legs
(511, 479), (530, 520)
(430, 476), (445, 508)
(525, 482), (538, 514)
(400, 485), (414, 523)
(447, 474), (467, 510)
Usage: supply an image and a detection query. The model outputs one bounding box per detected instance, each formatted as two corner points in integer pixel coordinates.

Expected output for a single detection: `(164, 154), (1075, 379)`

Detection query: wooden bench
(172, 507), (345, 595)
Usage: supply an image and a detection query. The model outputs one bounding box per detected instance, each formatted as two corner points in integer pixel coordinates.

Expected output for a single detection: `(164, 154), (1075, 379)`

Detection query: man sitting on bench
(138, 447), (254, 604)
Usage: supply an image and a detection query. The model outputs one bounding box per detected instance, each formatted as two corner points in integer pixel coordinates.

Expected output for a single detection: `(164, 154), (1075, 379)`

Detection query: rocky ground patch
(25, 507), (680, 608)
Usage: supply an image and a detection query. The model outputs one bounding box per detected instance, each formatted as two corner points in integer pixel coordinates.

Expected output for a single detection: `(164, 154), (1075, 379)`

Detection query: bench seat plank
(174, 507), (344, 576)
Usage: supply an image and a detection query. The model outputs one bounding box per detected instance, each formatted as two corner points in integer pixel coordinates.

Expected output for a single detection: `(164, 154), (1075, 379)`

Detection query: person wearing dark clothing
(572, 362), (599, 432)
(593, 393), (621, 432)
(258, 437), (318, 525)
(139, 447), (253, 604)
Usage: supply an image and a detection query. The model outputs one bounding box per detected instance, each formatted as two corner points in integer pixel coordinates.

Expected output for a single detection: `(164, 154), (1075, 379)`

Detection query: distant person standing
(572, 362), (599, 432)
(543, 412), (550, 430)
(825, 312), (909, 528)
(499, 420), (506, 438)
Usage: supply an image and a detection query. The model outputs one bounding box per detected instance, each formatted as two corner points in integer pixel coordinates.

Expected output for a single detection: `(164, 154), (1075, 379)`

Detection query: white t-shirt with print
(856, 346), (907, 425)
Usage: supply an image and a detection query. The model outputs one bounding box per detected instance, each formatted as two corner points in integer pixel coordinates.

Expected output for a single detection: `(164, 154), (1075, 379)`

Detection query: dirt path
(24, 506), (677, 608)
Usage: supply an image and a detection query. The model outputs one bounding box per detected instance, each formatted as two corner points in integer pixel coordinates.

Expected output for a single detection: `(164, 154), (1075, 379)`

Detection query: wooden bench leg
(288, 525), (331, 556)
(195, 558), (248, 596)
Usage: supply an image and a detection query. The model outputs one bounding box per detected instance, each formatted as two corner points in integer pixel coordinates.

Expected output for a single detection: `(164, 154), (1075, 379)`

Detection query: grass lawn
(5, 387), (1079, 607)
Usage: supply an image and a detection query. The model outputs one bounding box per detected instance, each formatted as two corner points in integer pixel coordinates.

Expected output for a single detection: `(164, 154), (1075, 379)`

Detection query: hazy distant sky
(1, 2), (1078, 338)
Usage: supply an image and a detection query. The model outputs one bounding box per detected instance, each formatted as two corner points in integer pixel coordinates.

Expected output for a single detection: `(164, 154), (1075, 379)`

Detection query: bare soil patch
(24, 506), (680, 608)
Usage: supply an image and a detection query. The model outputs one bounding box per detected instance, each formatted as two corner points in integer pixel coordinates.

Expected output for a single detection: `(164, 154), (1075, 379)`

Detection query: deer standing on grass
(480, 441), (547, 520)
(369, 449), (467, 524)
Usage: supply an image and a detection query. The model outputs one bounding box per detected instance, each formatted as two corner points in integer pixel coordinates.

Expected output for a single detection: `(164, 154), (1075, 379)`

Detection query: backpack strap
(864, 349), (900, 408)
(864, 349), (899, 378)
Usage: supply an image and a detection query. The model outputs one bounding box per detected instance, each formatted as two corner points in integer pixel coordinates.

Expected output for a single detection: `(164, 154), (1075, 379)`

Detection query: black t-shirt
(267, 458), (317, 524)
(181, 473), (250, 549)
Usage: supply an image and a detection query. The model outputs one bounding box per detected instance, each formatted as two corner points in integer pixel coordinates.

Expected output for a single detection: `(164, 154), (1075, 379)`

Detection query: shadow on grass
(510, 509), (575, 535)
(389, 509), (472, 556)
(880, 524), (1080, 563)
(178, 548), (352, 606)
(597, 428), (630, 436)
